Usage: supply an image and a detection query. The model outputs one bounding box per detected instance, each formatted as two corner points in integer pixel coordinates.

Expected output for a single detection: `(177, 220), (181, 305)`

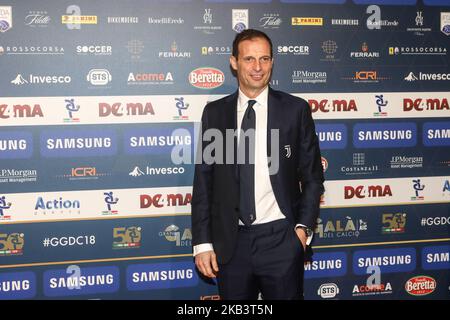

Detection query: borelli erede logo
(189, 67), (224, 89)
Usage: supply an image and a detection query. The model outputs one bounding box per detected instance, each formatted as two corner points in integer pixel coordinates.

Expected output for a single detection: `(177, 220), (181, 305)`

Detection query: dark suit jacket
(192, 87), (324, 264)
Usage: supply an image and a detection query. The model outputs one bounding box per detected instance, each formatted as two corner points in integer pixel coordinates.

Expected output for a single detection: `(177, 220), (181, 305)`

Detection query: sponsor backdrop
(0, 0), (449, 300)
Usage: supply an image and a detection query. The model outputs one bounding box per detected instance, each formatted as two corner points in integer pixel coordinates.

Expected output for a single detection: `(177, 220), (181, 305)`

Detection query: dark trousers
(217, 219), (304, 300)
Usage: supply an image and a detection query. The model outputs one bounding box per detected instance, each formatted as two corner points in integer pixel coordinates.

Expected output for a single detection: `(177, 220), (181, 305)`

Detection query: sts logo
(112, 226), (141, 249)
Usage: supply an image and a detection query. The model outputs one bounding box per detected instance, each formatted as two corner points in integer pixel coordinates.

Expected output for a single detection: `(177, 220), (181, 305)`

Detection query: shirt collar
(237, 86), (269, 112)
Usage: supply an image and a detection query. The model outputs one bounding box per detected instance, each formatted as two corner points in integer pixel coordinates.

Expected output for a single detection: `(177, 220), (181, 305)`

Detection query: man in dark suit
(191, 29), (324, 300)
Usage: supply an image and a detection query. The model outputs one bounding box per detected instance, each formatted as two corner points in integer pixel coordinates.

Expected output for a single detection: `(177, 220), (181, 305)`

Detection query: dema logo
(126, 261), (198, 291)
(40, 128), (117, 158)
(304, 252), (347, 279)
(423, 121), (450, 146)
(422, 245), (450, 270)
(43, 266), (119, 297)
(353, 122), (417, 148)
(0, 271), (36, 300)
(353, 247), (416, 275)
(0, 131), (33, 159)
(315, 124), (347, 150)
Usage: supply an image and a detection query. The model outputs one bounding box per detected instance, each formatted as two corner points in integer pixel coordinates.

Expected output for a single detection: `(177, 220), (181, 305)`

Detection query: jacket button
(234, 207), (239, 212)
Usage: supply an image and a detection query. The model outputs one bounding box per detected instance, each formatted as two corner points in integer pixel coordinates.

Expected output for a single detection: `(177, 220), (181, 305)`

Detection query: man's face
(230, 37), (273, 98)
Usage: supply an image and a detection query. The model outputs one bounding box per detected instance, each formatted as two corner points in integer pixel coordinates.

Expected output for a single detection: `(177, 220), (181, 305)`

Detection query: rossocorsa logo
(353, 122), (417, 148)
(189, 67), (224, 89)
(353, 247), (416, 275)
(315, 124), (347, 150)
(304, 252), (347, 279)
(126, 261), (198, 290)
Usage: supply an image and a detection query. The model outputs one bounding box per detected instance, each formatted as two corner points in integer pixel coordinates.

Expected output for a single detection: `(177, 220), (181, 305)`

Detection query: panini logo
(127, 262), (198, 290)
(291, 17), (323, 26)
(62, 15), (97, 24)
(189, 68), (224, 89)
(405, 276), (436, 296)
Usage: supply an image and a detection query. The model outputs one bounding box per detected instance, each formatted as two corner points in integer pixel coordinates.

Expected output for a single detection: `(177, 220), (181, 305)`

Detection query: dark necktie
(239, 99), (257, 226)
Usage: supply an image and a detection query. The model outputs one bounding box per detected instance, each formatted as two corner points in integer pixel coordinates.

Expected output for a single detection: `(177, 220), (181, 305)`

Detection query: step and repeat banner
(0, 0), (449, 300)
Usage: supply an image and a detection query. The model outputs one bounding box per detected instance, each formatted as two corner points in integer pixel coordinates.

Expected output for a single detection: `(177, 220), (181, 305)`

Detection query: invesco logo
(189, 67), (224, 89)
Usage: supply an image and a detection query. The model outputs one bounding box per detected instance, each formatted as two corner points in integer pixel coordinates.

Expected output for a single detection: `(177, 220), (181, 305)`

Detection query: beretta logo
(189, 68), (224, 89)
(405, 276), (436, 296)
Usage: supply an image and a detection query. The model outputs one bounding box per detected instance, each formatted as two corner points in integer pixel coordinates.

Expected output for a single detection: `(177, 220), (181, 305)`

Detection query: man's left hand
(295, 227), (307, 251)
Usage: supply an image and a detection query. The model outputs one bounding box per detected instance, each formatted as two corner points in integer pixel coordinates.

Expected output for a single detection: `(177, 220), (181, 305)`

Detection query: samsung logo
(43, 266), (119, 297)
(353, 123), (417, 148)
(132, 269), (193, 283)
(46, 137), (111, 149)
(422, 245), (450, 270)
(315, 124), (347, 150)
(0, 272), (36, 299)
(0, 132), (33, 159)
(423, 122), (450, 146)
(129, 135), (191, 147)
(41, 129), (117, 158)
(124, 125), (194, 155)
(127, 262), (198, 290)
(304, 252), (347, 279)
(353, 248), (416, 275)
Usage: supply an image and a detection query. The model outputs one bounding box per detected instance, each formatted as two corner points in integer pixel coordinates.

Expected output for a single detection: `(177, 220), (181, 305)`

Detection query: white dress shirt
(193, 86), (312, 257)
